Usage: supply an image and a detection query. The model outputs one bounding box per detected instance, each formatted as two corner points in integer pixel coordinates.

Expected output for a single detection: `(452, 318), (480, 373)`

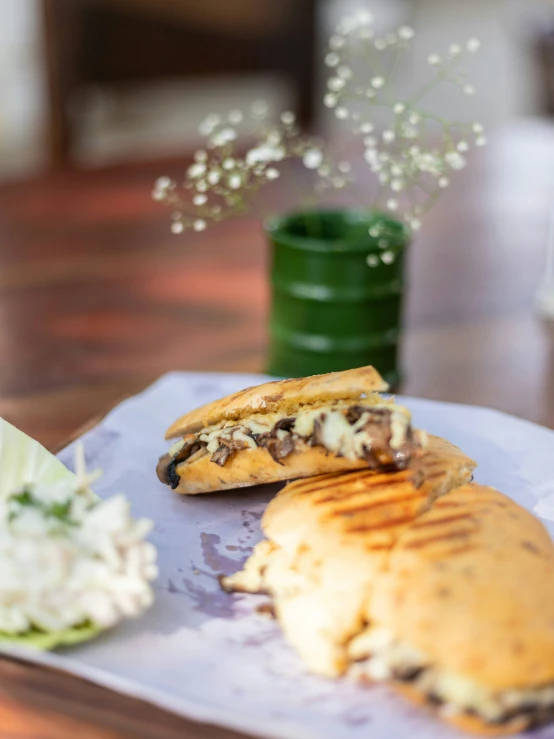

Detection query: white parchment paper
(5, 371), (554, 739)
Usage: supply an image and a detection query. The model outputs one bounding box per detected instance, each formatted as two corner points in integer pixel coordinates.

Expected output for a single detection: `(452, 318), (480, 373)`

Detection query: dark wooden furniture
(42, 0), (318, 167)
(0, 120), (554, 736)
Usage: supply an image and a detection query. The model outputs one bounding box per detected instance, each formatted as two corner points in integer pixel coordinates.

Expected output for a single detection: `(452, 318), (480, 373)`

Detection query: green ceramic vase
(265, 209), (410, 388)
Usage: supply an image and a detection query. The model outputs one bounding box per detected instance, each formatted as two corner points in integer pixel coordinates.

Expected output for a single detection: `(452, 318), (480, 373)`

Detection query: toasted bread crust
(165, 366), (388, 439)
(262, 435), (476, 553)
(171, 445), (375, 495)
(373, 484), (554, 690)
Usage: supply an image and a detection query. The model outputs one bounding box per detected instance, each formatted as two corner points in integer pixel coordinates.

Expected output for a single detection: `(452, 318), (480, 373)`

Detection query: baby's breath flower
(198, 114), (220, 136)
(323, 93), (338, 108)
(188, 163), (206, 178)
(171, 221), (184, 234)
(476, 136), (487, 147)
(361, 123), (374, 134)
(438, 176), (450, 188)
(391, 179), (405, 192)
(228, 173), (243, 189)
(328, 76), (346, 92)
(193, 194), (207, 206)
(410, 218), (422, 231)
(367, 254), (379, 267)
(467, 38), (481, 53)
(387, 199), (399, 211)
(195, 180), (208, 193)
(338, 161), (352, 173)
(303, 149), (323, 169)
(193, 219), (207, 232)
(383, 130), (396, 143)
(337, 65), (352, 80)
(381, 251), (395, 264)
(393, 103), (405, 114)
(335, 107), (349, 119)
(207, 170), (221, 185)
(374, 39), (386, 51)
(325, 53), (340, 67)
(449, 43), (461, 57)
(473, 122), (484, 134)
(385, 33), (397, 46)
(398, 26), (415, 41)
(210, 128), (237, 147)
(457, 140), (469, 153)
(280, 111), (296, 125)
(409, 112), (421, 125)
(445, 151), (466, 170)
(266, 168), (280, 180)
(194, 150), (207, 162)
(371, 76), (385, 89)
(427, 54), (441, 66)
(329, 34), (344, 50)
(222, 158), (236, 170)
(463, 84), (475, 96)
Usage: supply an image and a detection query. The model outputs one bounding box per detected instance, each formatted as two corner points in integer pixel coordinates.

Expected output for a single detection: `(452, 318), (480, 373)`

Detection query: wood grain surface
(1, 120), (554, 737)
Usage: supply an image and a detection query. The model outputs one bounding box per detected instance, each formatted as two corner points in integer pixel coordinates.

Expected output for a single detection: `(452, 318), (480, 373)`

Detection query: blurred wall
(0, 0), (553, 179)
(0, 0), (46, 178)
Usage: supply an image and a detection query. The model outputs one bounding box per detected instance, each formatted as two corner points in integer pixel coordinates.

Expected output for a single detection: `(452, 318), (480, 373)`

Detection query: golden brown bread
(373, 483), (554, 691)
(169, 444), (382, 495)
(262, 434), (476, 556)
(165, 365), (388, 439)
(222, 436), (476, 676)
(223, 451), (554, 733)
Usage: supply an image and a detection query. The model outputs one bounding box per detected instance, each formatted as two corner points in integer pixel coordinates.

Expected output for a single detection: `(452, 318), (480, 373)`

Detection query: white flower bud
(387, 199), (399, 211)
(427, 54), (441, 66)
(374, 39), (386, 50)
(171, 221), (184, 234)
(330, 35), (344, 50)
(251, 100), (269, 117)
(325, 53), (340, 67)
(367, 254), (379, 267)
(467, 38), (481, 53)
(363, 136), (376, 147)
(193, 194), (207, 206)
(360, 123), (374, 134)
(328, 77), (346, 92)
(457, 141), (469, 152)
(222, 158), (236, 170)
(371, 76), (384, 89)
(394, 103), (405, 115)
(280, 111), (296, 125)
(398, 26), (415, 41)
(338, 161), (352, 173)
(449, 43), (461, 57)
(383, 130), (396, 143)
(337, 65), (352, 80)
(303, 149), (323, 169)
(266, 168), (280, 180)
(473, 122), (484, 134)
(410, 218), (422, 231)
(193, 219), (207, 232)
(324, 93), (337, 108)
(227, 173), (243, 189)
(438, 177), (450, 188)
(476, 136), (487, 147)
(381, 251), (395, 265)
(391, 179), (405, 192)
(463, 84), (475, 96)
(187, 163), (206, 178)
(335, 107), (349, 119)
(207, 170), (221, 185)
(445, 151), (466, 170)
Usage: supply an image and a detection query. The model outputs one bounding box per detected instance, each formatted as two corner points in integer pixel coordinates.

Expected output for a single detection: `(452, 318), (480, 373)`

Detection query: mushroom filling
(157, 403), (419, 489)
(349, 626), (554, 727)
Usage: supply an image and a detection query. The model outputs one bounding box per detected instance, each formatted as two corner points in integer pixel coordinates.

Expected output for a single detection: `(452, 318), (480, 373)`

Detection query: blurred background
(3, 0), (554, 179)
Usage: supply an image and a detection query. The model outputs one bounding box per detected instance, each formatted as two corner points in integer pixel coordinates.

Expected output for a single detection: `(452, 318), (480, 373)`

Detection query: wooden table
(0, 119), (554, 737)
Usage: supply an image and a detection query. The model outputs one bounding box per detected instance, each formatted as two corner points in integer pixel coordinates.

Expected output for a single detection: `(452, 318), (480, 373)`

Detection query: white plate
(6, 371), (554, 739)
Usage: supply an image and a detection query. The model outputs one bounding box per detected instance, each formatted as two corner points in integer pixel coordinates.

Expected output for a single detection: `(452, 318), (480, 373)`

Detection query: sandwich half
(221, 441), (554, 734)
(157, 366), (423, 495)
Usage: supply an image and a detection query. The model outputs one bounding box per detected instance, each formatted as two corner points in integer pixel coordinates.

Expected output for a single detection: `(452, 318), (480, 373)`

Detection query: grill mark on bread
(347, 513), (421, 533)
(316, 479), (415, 507)
(294, 470), (385, 496)
(410, 511), (477, 530)
(403, 528), (474, 549)
(331, 490), (428, 517)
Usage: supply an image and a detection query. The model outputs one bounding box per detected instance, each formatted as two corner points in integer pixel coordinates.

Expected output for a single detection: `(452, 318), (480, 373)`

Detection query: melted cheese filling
(349, 626), (554, 722)
(170, 400), (412, 465)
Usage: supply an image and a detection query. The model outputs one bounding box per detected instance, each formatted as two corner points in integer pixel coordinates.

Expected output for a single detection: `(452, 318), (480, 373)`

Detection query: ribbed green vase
(265, 209), (410, 388)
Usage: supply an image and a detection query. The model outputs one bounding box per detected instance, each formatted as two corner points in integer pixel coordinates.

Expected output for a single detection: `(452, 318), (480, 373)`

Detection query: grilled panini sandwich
(222, 440), (554, 734)
(222, 436), (475, 675)
(157, 366), (423, 495)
